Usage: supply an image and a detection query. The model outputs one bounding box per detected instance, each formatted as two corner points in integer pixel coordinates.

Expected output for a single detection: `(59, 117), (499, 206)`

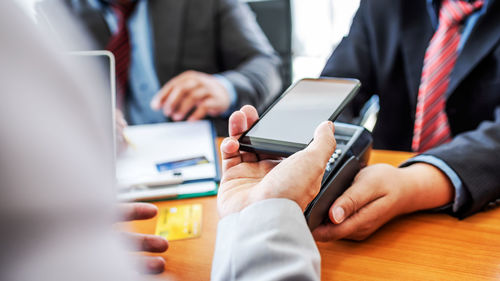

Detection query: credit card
(156, 156), (209, 172)
(155, 204), (202, 241)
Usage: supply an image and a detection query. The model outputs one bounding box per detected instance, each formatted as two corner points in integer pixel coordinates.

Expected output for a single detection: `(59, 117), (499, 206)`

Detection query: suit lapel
(446, 2), (500, 98)
(400, 2), (434, 110)
(149, 0), (187, 84)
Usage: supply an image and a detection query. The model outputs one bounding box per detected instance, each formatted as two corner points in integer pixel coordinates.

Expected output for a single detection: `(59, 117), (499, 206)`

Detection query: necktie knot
(110, 1), (138, 21)
(439, 0), (484, 26)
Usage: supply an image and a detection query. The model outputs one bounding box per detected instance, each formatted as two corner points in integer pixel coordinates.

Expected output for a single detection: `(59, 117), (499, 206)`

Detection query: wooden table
(128, 146), (500, 280)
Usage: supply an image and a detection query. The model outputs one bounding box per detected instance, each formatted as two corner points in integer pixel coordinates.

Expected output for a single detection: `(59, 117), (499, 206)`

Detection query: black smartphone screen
(239, 78), (360, 156)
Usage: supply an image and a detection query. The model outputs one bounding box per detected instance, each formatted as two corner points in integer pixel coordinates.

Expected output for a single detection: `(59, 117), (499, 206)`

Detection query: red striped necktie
(105, 1), (138, 110)
(412, 0), (483, 153)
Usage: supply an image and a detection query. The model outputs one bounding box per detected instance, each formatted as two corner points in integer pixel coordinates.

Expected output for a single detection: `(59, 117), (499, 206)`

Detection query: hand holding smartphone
(239, 78), (361, 156)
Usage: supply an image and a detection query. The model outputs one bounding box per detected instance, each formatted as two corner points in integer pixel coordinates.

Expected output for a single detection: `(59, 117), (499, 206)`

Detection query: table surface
(128, 143), (500, 281)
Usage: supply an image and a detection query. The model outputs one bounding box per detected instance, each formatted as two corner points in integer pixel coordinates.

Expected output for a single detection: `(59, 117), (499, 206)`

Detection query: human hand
(117, 203), (169, 274)
(150, 70), (231, 121)
(115, 109), (128, 154)
(312, 163), (454, 241)
(217, 105), (337, 218)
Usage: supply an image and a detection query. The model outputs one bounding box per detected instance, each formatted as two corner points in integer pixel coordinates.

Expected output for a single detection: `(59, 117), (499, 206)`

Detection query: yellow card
(155, 204), (202, 241)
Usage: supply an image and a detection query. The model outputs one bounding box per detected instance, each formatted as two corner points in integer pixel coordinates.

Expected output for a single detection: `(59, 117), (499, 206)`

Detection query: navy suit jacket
(322, 0), (500, 217)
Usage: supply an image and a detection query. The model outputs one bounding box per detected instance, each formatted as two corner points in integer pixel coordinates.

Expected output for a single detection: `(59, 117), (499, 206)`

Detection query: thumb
(329, 180), (378, 224)
(304, 121), (336, 165)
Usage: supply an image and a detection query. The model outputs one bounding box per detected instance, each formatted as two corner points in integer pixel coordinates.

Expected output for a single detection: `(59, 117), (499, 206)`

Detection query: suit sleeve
(422, 106), (500, 218)
(211, 199), (321, 281)
(216, 0), (282, 111)
(320, 0), (378, 122)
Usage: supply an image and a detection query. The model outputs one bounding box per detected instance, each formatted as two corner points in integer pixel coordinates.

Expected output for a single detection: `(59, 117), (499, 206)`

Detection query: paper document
(116, 120), (218, 201)
(117, 181), (217, 201)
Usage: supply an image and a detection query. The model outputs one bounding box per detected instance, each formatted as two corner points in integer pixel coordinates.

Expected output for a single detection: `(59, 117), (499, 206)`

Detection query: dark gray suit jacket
(50, 0), (282, 135)
(322, 0), (500, 218)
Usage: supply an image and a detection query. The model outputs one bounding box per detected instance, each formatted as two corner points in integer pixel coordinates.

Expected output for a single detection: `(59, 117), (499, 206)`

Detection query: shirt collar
(426, 0), (492, 28)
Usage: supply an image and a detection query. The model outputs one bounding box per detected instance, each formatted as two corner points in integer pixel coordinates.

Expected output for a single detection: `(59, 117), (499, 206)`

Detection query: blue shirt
(407, 0), (491, 213)
(89, 0), (237, 125)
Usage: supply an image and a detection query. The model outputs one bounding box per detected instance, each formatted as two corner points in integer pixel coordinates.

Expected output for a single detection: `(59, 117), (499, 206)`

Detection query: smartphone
(239, 78), (361, 156)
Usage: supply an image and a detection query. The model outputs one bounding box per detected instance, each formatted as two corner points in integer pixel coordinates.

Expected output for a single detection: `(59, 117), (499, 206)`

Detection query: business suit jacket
(322, 0), (500, 217)
(57, 0), (282, 135)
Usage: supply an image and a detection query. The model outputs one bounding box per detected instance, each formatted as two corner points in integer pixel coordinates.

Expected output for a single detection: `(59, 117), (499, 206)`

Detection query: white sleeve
(211, 198), (321, 281)
(0, 2), (144, 281)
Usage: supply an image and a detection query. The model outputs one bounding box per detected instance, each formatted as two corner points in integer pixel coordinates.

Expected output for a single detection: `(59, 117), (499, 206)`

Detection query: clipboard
(115, 120), (220, 201)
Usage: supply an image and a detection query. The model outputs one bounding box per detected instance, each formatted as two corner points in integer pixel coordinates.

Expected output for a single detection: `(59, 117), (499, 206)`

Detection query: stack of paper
(116, 120), (219, 201)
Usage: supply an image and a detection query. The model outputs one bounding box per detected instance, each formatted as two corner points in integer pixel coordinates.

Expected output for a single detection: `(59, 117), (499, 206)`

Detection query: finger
(297, 121), (336, 173)
(328, 178), (383, 224)
(240, 105), (259, 128)
(121, 232), (169, 253)
(150, 70), (198, 110)
(312, 222), (351, 242)
(240, 106), (282, 162)
(161, 85), (188, 117)
(305, 121), (336, 155)
(166, 77), (201, 114)
(225, 108), (263, 167)
(313, 198), (391, 241)
(150, 77), (180, 110)
(173, 88), (209, 121)
(118, 203), (158, 222)
(115, 109), (127, 128)
(135, 256), (166, 275)
(313, 205), (368, 241)
(240, 151), (259, 162)
(171, 92), (197, 121)
(187, 103), (208, 121)
(228, 110), (248, 137)
(221, 137), (242, 170)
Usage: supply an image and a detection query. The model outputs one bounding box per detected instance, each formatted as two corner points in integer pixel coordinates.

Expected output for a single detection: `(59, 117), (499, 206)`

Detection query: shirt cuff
(217, 198), (307, 231)
(215, 198), (311, 254)
(401, 155), (466, 213)
(214, 74), (238, 117)
(212, 198), (319, 280)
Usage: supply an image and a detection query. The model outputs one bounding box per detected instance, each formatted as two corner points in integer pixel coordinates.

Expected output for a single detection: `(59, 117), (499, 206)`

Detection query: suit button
(484, 202), (497, 211)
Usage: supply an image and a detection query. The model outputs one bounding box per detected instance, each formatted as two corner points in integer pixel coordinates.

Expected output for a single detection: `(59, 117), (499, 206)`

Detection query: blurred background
(15, 0), (359, 87)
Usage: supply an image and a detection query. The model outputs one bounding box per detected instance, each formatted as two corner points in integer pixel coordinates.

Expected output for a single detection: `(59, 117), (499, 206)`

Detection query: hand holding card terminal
(305, 122), (372, 230)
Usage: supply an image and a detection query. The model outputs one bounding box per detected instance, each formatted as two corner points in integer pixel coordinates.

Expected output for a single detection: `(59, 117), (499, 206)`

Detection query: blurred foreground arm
(0, 2), (143, 281)
(211, 106), (337, 281)
(117, 203), (169, 274)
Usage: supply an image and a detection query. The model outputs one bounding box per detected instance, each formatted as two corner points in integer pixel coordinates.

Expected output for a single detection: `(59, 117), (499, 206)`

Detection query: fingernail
(221, 138), (236, 153)
(327, 121), (334, 130)
(221, 138), (231, 146)
(332, 206), (345, 223)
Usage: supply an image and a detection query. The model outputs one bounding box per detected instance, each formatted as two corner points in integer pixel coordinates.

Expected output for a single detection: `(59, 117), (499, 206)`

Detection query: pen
(122, 132), (137, 150)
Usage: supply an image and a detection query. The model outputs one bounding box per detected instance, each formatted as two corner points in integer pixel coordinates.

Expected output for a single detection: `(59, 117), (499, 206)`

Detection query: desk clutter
(116, 120), (219, 201)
